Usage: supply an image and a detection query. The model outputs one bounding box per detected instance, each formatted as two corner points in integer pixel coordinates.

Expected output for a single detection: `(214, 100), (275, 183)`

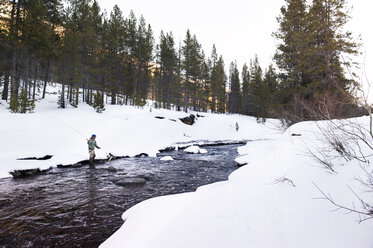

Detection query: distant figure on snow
(87, 134), (101, 167)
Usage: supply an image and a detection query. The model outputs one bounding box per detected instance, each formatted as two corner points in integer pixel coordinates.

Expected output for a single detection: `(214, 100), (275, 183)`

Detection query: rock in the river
(9, 167), (52, 178)
(184, 145), (208, 154)
(135, 153), (148, 158)
(107, 166), (117, 172)
(160, 156), (174, 161)
(199, 148), (208, 154)
(116, 178), (146, 186)
(158, 146), (175, 152)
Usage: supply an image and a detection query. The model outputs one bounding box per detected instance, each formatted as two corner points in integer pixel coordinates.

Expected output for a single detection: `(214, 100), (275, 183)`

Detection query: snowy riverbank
(100, 118), (373, 248)
(1, 89), (372, 247)
(0, 90), (276, 178)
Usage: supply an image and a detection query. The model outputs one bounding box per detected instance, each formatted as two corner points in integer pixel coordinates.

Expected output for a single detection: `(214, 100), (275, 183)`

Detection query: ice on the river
(184, 145), (208, 154)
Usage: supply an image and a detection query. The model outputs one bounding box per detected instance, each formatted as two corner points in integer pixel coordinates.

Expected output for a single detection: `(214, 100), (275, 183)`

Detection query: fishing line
(46, 114), (88, 140)
(46, 114), (114, 160)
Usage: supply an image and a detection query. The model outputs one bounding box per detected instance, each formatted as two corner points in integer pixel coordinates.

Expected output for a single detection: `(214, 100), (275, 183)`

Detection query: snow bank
(0, 90), (276, 178)
(101, 118), (373, 248)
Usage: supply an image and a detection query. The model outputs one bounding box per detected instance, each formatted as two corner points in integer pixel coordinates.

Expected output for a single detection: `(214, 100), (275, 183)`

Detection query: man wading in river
(87, 134), (101, 168)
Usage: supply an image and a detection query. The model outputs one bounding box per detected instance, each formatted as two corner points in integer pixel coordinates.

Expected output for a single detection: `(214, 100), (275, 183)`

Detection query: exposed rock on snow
(179, 114), (196, 125)
(17, 155), (53, 160)
(160, 156), (174, 161)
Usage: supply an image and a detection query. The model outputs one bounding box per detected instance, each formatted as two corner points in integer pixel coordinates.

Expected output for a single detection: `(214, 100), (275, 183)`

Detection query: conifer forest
(0, 0), (362, 122)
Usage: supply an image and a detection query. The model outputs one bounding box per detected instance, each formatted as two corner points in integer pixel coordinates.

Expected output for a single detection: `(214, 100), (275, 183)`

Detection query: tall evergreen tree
(248, 56), (264, 118)
(228, 61), (240, 114)
(133, 16), (154, 106)
(307, 0), (359, 95)
(263, 64), (278, 116)
(216, 56), (226, 113)
(102, 5), (126, 105)
(158, 31), (178, 109)
(241, 63), (250, 115)
(209, 44), (218, 112)
(274, 0), (360, 121)
(273, 0), (311, 119)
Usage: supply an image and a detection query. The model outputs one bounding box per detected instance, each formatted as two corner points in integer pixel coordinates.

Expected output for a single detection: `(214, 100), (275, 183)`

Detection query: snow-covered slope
(2, 89), (372, 247)
(0, 90), (275, 178)
(100, 119), (373, 248)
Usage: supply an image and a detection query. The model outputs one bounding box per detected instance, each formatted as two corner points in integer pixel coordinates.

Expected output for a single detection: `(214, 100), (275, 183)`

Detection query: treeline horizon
(0, 0), (365, 123)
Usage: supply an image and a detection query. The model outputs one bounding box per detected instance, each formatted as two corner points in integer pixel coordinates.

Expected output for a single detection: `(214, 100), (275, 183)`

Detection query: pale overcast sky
(98, 0), (373, 84)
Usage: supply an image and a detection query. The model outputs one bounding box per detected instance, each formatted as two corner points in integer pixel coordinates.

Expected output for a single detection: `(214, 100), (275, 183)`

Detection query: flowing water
(0, 144), (242, 248)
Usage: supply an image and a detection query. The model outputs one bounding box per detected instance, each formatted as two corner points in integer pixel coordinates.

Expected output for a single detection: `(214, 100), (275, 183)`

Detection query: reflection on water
(0, 144), (241, 247)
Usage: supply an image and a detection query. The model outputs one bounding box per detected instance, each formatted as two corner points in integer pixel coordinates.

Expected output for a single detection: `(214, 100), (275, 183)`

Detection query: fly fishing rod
(46, 114), (115, 161)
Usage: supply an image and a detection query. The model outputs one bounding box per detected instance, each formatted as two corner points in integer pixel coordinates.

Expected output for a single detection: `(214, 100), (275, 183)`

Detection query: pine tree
(216, 56), (226, 113)
(273, 0), (311, 119)
(307, 0), (359, 96)
(159, 31), (178, 109)
(263, 64), (278, 116)
(9, 89), (35, 113)
(209, 45), (218, 112)
(102, 5), (126, 105)
(9, 93), (19, 113)
(181, 30), (204, 112)
(92, 90), (105, 113)
(181, 30), (193, 112)
(241, 63), (250, 115)
(133, 16), (154, 106)
(274, 0), (360, 121)
(228, 61), (240, 114)
(248, 56), (265, 119)
(19, 89), (35, 113)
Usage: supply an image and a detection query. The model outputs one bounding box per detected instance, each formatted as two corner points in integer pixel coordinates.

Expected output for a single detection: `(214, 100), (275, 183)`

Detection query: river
(0, 144), (242, 247)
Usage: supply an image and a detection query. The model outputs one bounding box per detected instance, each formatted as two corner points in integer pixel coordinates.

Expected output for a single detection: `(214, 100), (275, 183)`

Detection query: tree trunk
(89, 89), (93, 104)
(111, 91), (116, 105)
(60, 83), (65, 108)
(75, 86), (79, 105)
(24, 55), (30, 96)
(10, 53), (19, 98)
(2, 74), (9, 100)
(32, 63), (38, 100)
(82, 86), (85, 103)
(67, 85), (70, 100)
(69, 85), (73, 102)
(42, 60), (50, 99)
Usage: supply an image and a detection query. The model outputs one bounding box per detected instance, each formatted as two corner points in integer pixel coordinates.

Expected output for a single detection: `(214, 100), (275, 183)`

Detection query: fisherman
(87, 134), (101, 167)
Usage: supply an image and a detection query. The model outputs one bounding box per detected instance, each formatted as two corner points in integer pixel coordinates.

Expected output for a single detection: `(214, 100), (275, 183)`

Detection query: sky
(98, 0), (373, 89)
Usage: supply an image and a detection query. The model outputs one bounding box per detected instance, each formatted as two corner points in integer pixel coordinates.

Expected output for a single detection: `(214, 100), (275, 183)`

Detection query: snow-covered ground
(100, 120), (373, 247)
(1, 87), (372, 247)
(0, 87), (275, 178)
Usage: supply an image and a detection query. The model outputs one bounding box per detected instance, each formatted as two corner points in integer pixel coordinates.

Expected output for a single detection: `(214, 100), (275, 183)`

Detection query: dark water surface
(0, 144), (241, 248)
